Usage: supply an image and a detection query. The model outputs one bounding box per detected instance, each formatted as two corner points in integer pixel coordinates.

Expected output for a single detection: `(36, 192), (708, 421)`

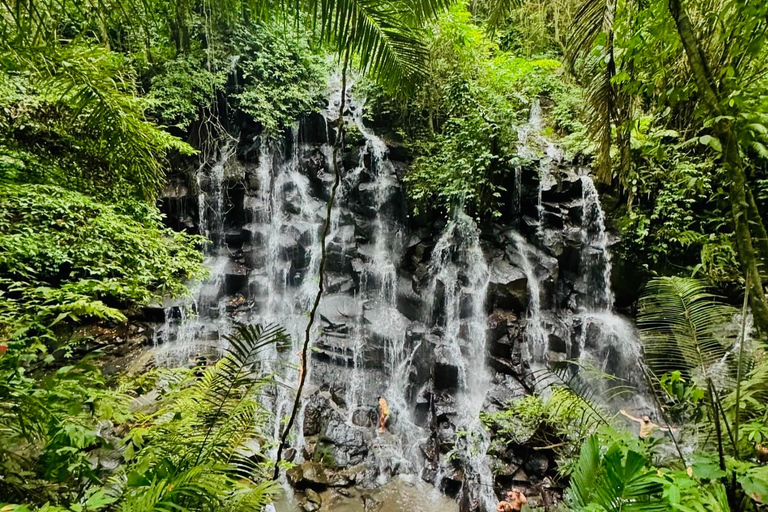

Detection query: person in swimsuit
(620, 409), (677, 439)
(377, 396), (390, 434)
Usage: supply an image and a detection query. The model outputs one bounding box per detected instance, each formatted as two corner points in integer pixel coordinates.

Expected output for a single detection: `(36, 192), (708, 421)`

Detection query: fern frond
(194, 323), (287, 464)
(307, 0), (451, 90)
(639, 277), (738, 383)
(533, 361), (613, 427)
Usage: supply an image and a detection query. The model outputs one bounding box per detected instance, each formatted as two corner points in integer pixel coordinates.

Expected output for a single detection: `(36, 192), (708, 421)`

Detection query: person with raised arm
(620, 409), (677, 439)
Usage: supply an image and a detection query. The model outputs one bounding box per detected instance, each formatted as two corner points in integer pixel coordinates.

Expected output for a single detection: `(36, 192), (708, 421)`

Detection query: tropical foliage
(560, 0), (768, 327)
(3, 0), (768, 510)
(364, 2), (584, 217)
(0, 323), (285, 511)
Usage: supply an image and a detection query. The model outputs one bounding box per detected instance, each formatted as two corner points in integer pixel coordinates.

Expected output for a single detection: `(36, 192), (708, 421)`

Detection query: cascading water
(509, 99), (649, 410)
(510, 232), (547, 364)
(425, 209), (496, 510)
(152, 82), (658, 511)
(426, 208), (489, 395)
(329, 89), (427, 475)
(244, 126), (329, 454)
(579, 176), (615, 310)
(153, 139), (240, 366)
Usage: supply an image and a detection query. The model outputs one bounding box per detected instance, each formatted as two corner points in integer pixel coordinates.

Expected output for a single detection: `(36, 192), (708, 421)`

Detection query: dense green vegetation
(363, 3), (583, 218)
(1, 0), (768, 509)
(0, 0), (459, 508)
(1, 323), (284, 508)
(486, 277), (768, 510)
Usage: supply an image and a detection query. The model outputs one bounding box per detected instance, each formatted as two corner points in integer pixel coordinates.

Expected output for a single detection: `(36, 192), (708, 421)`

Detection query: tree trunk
(172, 0), (190, 54)
(746, 186), (768, 268)
(668, 0), (768, 333)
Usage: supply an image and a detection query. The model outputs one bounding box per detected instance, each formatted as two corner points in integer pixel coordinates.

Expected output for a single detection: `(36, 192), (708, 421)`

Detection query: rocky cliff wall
(151, 97), (640, 511)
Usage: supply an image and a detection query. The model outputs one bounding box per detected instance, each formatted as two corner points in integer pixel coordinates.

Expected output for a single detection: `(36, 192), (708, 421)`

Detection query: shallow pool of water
(273, 474), (459, 512)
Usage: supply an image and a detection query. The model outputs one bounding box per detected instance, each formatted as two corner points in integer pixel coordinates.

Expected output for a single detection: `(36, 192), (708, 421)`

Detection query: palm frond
(482, 0), (522, 33)
(565, 434), (601, 508)
(565, 434), (667, 511)
(533, 360), (618, 427)
(565, 0), (615, 70)
(308, 0), (451, 89)
(638, 277), (738, 383)
(566, 0), (617, 183)
(2, 42), (192, 199)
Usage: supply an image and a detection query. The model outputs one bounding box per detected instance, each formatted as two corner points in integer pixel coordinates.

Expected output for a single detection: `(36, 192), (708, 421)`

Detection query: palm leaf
(535, 360), (633, 421)
(566, 435), (667, 511)
(566, 0), (617, 183)
(482, 0), (522, 33)
(307, 0), (452, 89)
(638, 277), (738, 384)
(566, 434), (601, 507)
(194, 323), (288, 464)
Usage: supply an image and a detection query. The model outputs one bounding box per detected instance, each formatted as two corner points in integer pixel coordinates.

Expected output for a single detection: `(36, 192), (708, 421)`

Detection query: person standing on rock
(377, 396), (390, 434)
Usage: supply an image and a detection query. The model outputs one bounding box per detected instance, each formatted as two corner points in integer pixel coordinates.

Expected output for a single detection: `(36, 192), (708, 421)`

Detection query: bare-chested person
(377, 396), (390, 434)
(620, 409), (677, 439)
(497, 489), (527, 512)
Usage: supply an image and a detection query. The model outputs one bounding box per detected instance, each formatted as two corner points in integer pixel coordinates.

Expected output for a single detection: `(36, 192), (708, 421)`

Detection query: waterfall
(153, 140), (241, 366)
(512, 99), (648, 410)
(150, 81), (658, 508)
(338, 91), (425, 473)
(510, 232), (547, 364)
(580, 176), (615, 310)
(426, 209), (489, 393)
(573, 177), (650, 406)
(425, 209), (496, 509)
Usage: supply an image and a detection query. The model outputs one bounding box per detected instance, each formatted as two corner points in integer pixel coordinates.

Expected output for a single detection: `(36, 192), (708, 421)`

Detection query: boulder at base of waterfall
(303, 391), (345, 437)
(487, 310), (518, 343)
(305, 489), (322, 505)
(287, 461), (330, 490)
(439, 465), (464, 498)
(436, 421), (456, 452)
(487, 258), (529, 312)
(351, 407), (375, 427)
(324, 419), (368, 467)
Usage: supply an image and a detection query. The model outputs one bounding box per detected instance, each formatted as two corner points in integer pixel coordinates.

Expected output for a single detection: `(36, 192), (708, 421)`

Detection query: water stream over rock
(152, 88), (650, 511)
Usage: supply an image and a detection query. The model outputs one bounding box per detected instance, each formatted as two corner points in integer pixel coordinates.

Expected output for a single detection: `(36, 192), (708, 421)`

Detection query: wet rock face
(487, 257), (528, 313)
(287, 461), (330, 490)
(324, 419), (368, 466)
(156, 106), (616, 510)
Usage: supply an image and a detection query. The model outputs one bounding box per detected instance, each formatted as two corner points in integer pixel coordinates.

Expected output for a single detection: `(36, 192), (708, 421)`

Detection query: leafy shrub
(481, 388), (602, 474)
(148, 56), (227, 130)
(231, 23), (327, 135)
(614, 119), (739, 283)
(366, 3), (584, 218)
(0, 44), (194, 201)
(0, 324), (283, 509)
(0, 184), (207, 341)
(405, 110), (512, 217)
(0, 347), (133, 503)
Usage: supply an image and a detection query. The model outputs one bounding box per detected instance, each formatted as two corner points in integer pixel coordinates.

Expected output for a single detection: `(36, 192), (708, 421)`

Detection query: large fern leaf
(194, 323), (288, 464)
(638, 277), (738, 383)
